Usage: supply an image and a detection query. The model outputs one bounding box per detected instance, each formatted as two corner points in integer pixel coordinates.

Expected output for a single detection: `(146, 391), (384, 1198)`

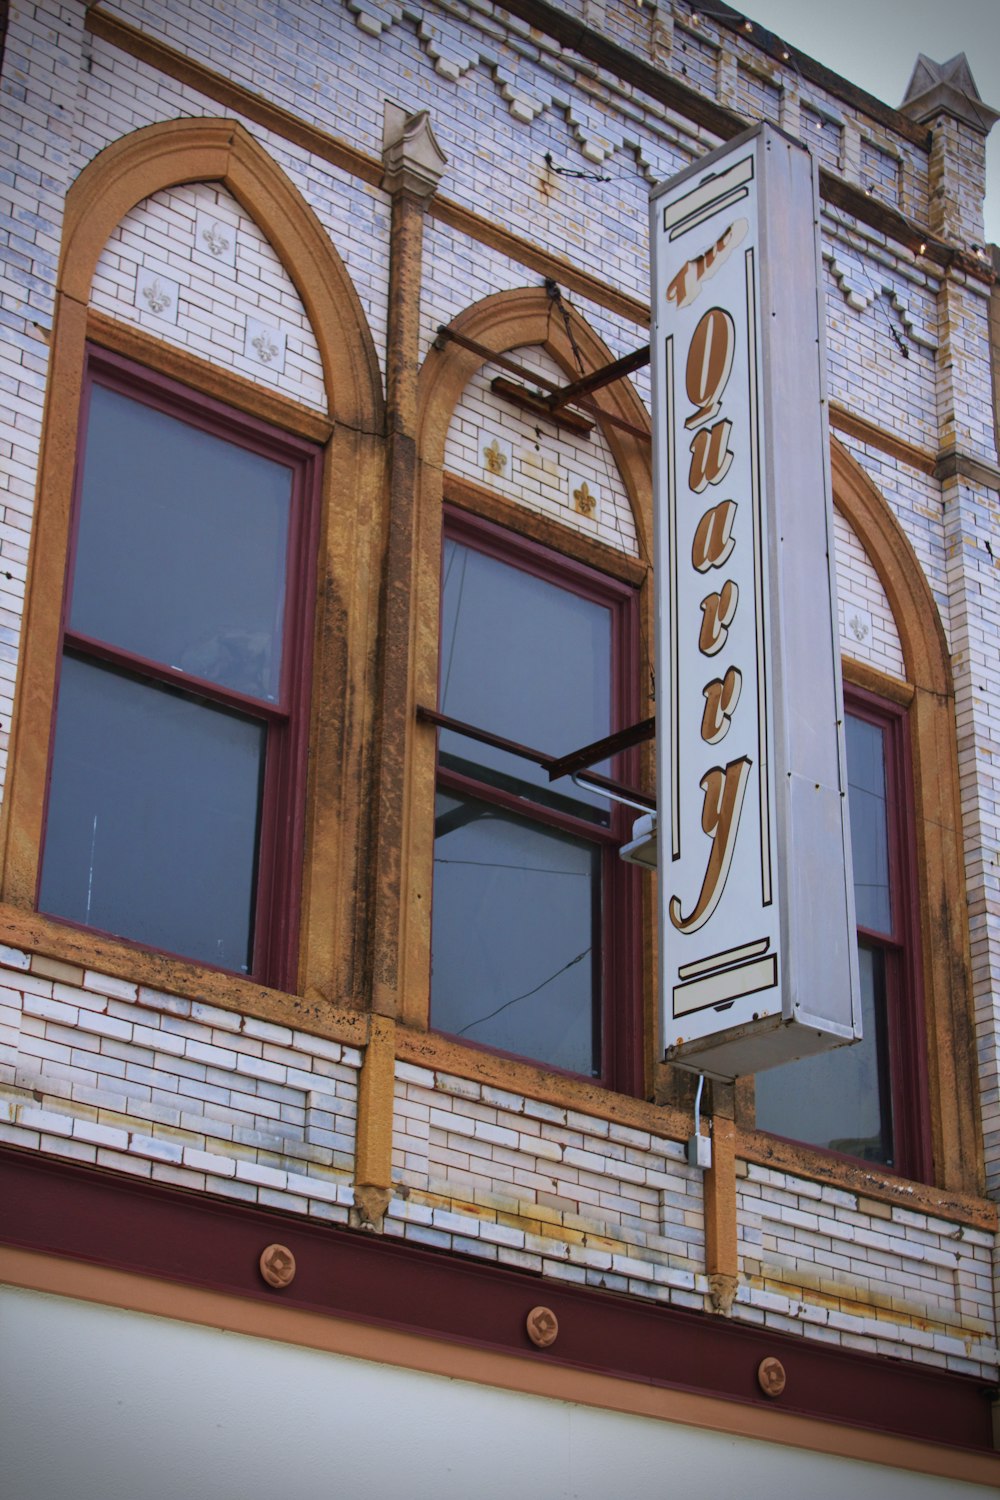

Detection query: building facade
(1, 0), (1000, 1492)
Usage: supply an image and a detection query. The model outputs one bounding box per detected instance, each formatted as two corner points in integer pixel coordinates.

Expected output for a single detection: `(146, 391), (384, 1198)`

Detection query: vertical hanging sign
(649, 124), (860, 1079)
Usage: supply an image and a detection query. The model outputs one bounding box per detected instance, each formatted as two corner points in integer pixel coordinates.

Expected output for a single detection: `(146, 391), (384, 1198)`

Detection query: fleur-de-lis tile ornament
(141, 277), (172, 314)
(573, 479), (597, 516)
(201, 220), (231, 257)
(252, 329), (280, 365)
(483, 436), (508, 476)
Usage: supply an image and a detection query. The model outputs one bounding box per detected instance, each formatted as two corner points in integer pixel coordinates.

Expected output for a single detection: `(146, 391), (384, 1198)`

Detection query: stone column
(353, 106), (446, 1233)
(903, 57), (1000, 1198)
(368, 106), (447, 1023)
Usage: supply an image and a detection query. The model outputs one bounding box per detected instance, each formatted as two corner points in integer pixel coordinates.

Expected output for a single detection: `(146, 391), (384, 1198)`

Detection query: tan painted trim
(355, 1015), (397, 1217)
(444, 472), (648, 586)
(736, 1125), (997, 1232)
(402, 288), (654, 1070)
(829, 404), (938, 477)
(397, 1023), (689, 1142)
(86, 309), (334, 442)
(0, 119), (387, 1024)
(829, 442), (981, 1196)
(85, 7), (650, 330)
(5, 1247), (1000, 1490)
(841, 655), (914, 706)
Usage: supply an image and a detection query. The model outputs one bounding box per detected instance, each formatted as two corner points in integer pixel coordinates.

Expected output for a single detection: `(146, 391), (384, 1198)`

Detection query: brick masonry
(0, 0), (998, 1389)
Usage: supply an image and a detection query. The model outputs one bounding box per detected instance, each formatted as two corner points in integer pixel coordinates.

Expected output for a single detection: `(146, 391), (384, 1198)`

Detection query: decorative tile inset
(195, 209), (237, 267)
(135, 268), (180, 324)
(245, 317), (286, 375)
(841, 596), (873, 647)
(570, 474), (599, 519)
(481, 433), (512, 479)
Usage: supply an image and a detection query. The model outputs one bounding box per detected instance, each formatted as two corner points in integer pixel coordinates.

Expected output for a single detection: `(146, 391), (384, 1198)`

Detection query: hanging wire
(826, 202), (912, 359)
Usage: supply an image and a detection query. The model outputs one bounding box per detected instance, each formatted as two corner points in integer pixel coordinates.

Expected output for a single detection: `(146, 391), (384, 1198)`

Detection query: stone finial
(381, 102), (449, 199)
(900, 54), (999, 134)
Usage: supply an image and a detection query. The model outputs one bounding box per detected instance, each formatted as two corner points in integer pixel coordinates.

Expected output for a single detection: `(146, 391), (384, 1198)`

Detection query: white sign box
(649, 123), (860, 1080)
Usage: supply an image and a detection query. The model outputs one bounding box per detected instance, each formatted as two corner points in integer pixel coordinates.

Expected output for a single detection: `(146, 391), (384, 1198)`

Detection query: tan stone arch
(831, 438), (980, 1194)
(1, 119), (386, 1013)
(416, 285), (652, 554)
(57, 118), (383, 429)
(398, 287), (655, 1073)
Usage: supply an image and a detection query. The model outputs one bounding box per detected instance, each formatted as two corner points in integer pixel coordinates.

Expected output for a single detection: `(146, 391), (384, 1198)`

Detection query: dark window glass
(40, 657), (265, 971)
(439, 539), (612, 822)
(38, 351), (315, 983)
(754, 943), (892, 1161)
(432, 792), (600, 1076)
(845, 714), (891, 933)
(755, 700), (918, 1169)
(431, 513), (638, 1086)
(70, 384), (292, 702)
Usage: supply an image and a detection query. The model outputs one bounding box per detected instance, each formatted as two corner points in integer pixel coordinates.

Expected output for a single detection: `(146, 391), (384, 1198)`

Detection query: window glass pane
(439, 540), (612, 821)
(40, 656), (265, 972)
(431, 791), (600, 1076)
(70, 383), (292, 702)
(846, 714), (891, 933)
(754, 945), (894, 1164)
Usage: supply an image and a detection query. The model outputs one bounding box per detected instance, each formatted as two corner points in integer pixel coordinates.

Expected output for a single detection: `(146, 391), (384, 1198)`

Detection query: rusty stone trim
(841, 657), (915, 707)
(86, 310), (334, 443)
(703, 1096), (738, 1313)
(0, 903), (369, 1048)
(934, 448), (1000, 489)
(443, 474), (648, 586)
(736, 1126), (996, 1232)
(396, 1022), (689, 1143)
(353, 1016), (397, 1231)
(829, 404), (937, 476)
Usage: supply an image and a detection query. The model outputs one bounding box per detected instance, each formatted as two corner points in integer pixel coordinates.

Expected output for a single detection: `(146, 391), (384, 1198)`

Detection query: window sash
(430, 507), (642, 1091)
(754, 685), (930, 1178)
(37, 349), (320, 988)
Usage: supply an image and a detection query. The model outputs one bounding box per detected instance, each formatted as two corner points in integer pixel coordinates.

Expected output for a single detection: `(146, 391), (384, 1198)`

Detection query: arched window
(746, 442), (980, 1193)
(0, 120), (384, 1006)
(406, 289), (654, 1094)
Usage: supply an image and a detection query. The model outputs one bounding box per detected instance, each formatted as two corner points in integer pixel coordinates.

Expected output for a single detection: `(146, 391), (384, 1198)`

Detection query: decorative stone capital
(901, 53), (999, 135)
(352, 1182), (392, 1231)
(382, 102), (448, 199)
(707, 1271), (738, 1316)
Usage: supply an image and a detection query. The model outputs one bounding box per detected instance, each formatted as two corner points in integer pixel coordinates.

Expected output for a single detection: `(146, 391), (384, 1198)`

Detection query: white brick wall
(91, 182), (328, 412)
(391, 1063), (706, 1306)
(0, 949), (359, 1220)
(444, 344), (639, 556)
(834, 509), (906, 679)
(736, 1161), (998, 1378)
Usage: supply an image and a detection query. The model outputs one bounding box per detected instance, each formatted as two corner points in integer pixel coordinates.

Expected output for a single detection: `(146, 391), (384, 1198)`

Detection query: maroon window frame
(431, 506), (643, 1094)
(845, 683), (931, 1180)
(754, 683), (931, 1180)
(37, 347), (320, 990)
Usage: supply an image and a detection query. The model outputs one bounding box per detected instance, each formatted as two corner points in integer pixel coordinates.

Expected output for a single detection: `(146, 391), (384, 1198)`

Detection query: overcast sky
(739, 0), (999, 246)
